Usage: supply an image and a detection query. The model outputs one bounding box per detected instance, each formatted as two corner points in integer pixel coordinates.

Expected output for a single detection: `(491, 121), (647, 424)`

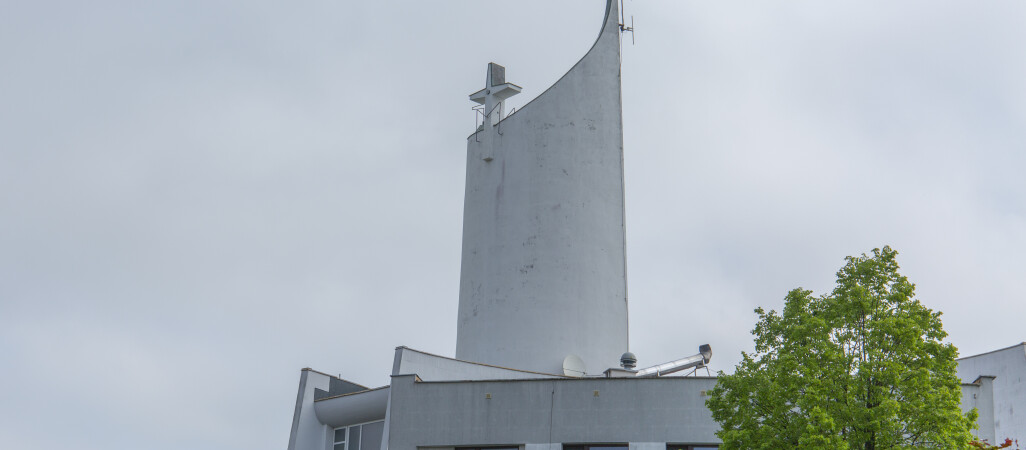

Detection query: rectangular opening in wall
(360, 421), (384, 450)
(333, 420), (385, 450)
(332, 427), (346, 450)
(564, 444), (628, 450)
(667, 444), (719, 450)
(349, 425), (361, 450)
(456, 446), (519, 450)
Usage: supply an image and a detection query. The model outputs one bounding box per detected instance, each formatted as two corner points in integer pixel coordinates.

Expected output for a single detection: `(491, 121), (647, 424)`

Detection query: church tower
(455, 0), (628, 376)
(287, 5), (726, 448)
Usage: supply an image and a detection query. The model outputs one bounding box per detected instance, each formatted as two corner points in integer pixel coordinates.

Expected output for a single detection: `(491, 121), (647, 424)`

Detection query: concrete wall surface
(957, 343), (1026, 443)
(313, 387), (389, 428)
(455, 0), (628, 376)
(287, 369), (333, 450)
(385, 375), (720, 450)
(962, 376), (997, 444)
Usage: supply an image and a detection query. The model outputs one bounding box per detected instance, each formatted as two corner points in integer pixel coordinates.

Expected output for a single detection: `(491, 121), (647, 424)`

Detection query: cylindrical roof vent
(620, 352), (637, 370)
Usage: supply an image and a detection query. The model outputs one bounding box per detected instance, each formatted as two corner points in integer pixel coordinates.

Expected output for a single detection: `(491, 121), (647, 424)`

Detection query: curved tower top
(455, 0), (627, 376)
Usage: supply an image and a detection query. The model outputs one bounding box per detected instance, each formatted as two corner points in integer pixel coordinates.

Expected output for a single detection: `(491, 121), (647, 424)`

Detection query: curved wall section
(455, 0), (627, 376)
(313, 387), (389, 428)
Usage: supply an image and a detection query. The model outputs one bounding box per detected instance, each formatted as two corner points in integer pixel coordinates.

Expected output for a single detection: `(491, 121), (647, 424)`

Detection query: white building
(288, 2), (720, 449)
(286, 1), (1021, 448)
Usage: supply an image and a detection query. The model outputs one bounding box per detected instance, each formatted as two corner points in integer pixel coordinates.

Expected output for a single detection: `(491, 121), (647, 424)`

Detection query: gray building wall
(385, 375), (719, 450)
(957, 343), (1026, 443)
(287, 359), (1007, 450)
(455, 0), (628, 376)
(288, 369), (336, 450)
(962, 376), (997, 444)
(314, 387), (389, 429)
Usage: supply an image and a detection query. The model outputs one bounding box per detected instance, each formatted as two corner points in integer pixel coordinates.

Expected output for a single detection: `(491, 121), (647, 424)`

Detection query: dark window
(332, 427), (346, 450)
(334, 421), (385, 450)
(565, 445), (629, 450)
(349, 426), (361, 450)
(668, 445), (719, 450)
(360, 421), (384, 450)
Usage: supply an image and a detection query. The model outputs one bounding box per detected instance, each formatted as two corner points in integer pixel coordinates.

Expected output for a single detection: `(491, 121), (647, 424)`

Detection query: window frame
(332, 419), (386, 450)
(563, 444), (630, 450)
(455, 446), (520, 450)
(332, 426), (346, 450)
(667, 444), (720, 450)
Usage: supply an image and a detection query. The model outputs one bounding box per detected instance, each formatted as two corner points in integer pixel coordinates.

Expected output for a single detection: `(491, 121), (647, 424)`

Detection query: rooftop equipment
(620, 352), (637, 370)
(635, 344), (712, 377)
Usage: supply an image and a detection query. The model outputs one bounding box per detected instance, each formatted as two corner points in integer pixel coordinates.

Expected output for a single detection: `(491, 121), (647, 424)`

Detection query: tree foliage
(706, 246), (976, 449)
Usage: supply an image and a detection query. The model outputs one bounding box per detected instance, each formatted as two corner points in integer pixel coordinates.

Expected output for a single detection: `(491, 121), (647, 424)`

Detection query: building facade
(286, 1), (1021, 448)
(288, 2), (720, 449)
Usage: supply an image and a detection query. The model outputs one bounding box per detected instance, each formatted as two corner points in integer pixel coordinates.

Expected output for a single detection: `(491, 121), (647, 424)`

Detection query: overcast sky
(2, 1), (1024, 449)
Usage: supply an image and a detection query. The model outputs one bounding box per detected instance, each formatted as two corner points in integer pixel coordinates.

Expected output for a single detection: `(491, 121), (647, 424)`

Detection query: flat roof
(957, 342), (1026, 361)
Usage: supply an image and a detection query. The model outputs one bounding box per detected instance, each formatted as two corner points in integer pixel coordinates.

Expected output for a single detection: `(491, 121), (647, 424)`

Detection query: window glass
(360, 421), (384, 450)
(564, 445), (628, 450)
(349, 426), (361, 450)
(334, 428), (346, 444)
(334, 445), (346, 450)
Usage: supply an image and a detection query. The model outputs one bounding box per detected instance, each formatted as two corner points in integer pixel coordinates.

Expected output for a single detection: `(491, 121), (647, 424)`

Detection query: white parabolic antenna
(562, 354), (586, 377)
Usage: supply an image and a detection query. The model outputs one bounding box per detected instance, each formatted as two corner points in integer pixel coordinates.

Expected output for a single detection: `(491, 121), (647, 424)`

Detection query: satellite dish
(562, 354), (586, 377)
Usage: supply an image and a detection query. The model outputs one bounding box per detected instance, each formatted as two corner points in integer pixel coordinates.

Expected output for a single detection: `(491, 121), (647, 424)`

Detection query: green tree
(706, 246), (977, 449)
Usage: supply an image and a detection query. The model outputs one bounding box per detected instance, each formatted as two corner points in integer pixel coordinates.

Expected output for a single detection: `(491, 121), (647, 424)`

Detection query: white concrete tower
(456, 0), (627, 376)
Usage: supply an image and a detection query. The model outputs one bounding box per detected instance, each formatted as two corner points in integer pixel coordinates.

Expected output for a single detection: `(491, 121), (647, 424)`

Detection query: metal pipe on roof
(635, 344), (712, 377)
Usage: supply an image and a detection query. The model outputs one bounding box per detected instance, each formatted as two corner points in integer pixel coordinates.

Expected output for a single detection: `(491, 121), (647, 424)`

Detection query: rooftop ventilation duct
(635, 344), (712, 377)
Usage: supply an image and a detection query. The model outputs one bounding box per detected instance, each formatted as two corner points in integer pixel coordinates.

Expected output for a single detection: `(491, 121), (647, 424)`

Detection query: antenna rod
(618, 0), (635, 45)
